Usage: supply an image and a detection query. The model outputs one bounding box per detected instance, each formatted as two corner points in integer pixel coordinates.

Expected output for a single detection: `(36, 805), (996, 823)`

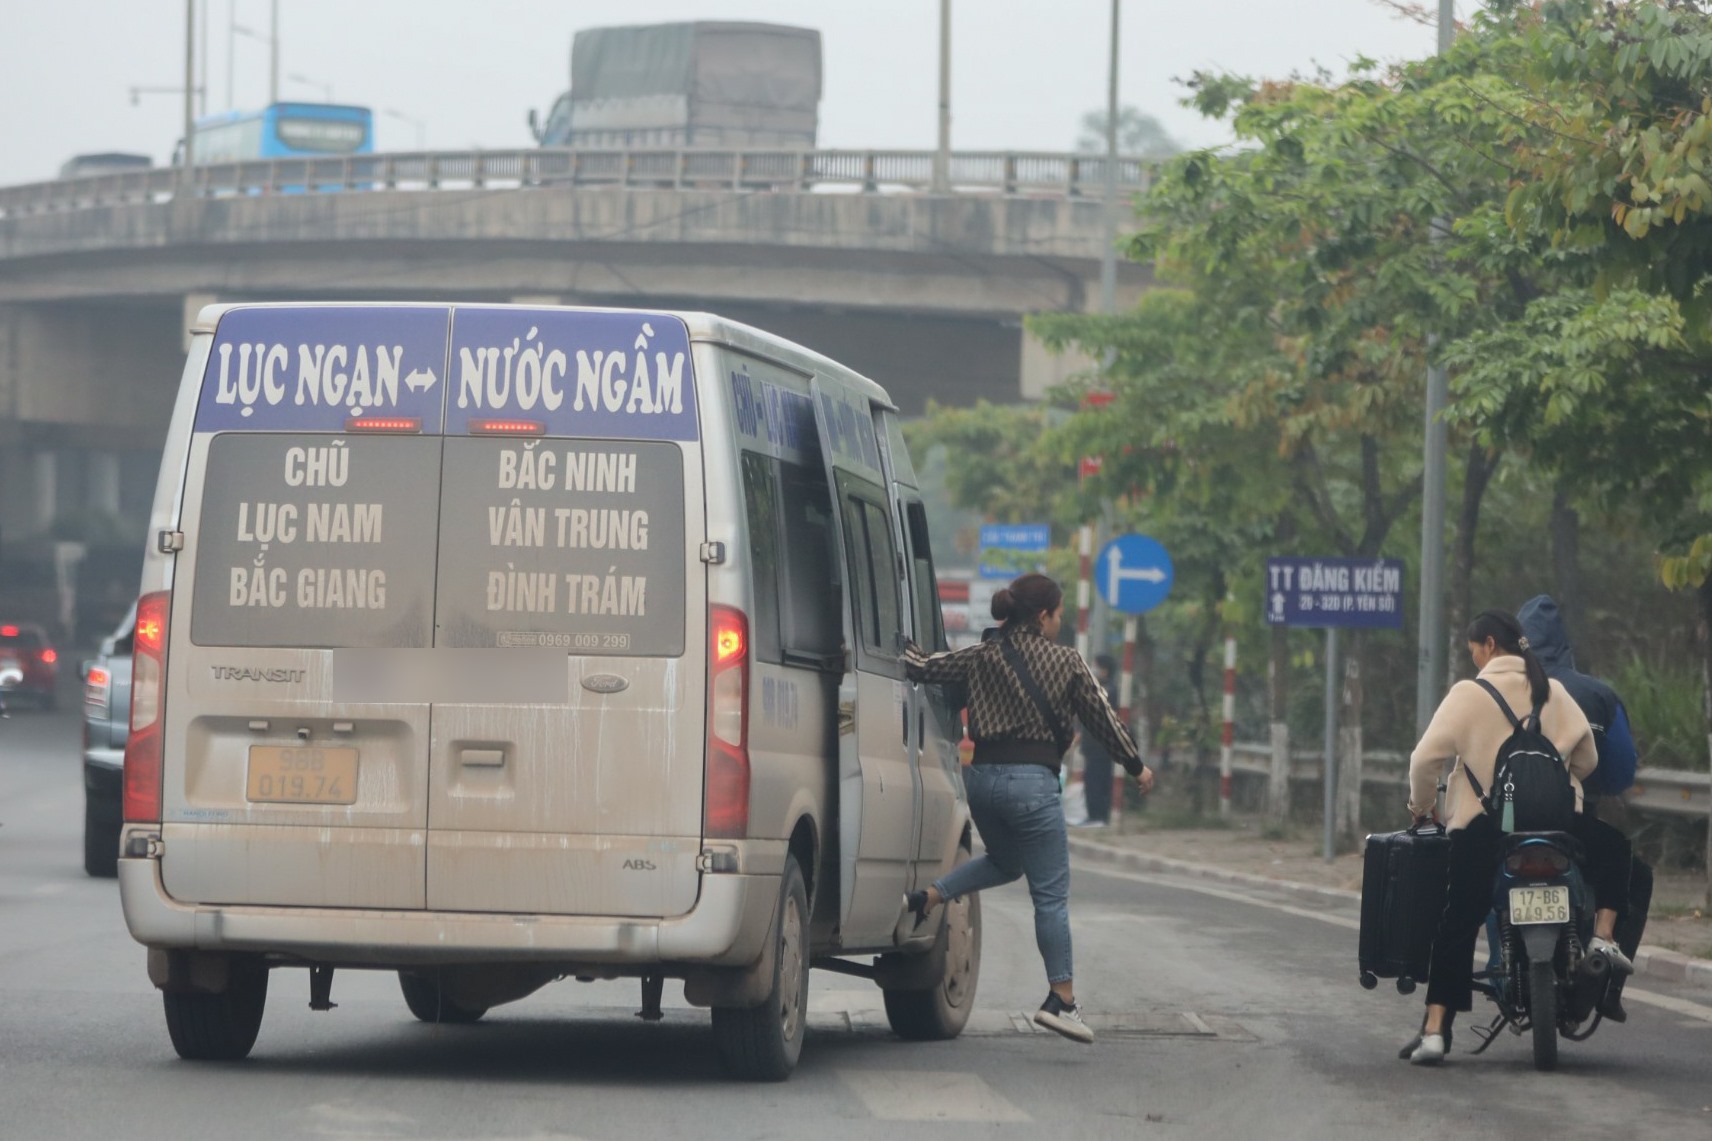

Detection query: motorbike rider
(1400, 609), (1630, 1065)
(1517, 594), (1649, 1022)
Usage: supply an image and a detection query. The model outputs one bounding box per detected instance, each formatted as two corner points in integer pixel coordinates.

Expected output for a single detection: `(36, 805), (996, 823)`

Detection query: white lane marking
(1074, 860), (1712, 1022)
(840, 1070), (1032, 1123)
(1077, 861), (1360, 931)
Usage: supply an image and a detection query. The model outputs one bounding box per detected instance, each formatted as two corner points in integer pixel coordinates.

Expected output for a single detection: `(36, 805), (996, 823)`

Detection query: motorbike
(0, 654), (21, 717)
(1469, 830), (1611, 1071)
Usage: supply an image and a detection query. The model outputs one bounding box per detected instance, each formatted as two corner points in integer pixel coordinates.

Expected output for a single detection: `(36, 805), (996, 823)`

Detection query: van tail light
(123, 591), (170, 824)
(704, 605), (750, 840)
(39, 648), (58, 665)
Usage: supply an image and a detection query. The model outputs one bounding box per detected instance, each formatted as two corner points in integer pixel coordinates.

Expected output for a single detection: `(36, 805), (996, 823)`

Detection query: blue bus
(188, 102), (373, 165)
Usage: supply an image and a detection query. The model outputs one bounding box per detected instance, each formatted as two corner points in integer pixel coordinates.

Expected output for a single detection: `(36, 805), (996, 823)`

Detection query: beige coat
(1407, 656), (1598, 830)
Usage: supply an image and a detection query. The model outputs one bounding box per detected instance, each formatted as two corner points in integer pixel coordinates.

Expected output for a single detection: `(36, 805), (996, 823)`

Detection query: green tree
(1075, 106), (1182, 158)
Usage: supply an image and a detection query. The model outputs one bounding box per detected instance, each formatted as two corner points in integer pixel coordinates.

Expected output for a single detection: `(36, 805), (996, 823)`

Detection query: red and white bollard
(1115, 616), (1138, 827)
(1075, 524), (1093, 662)
(1219, 634), (1237, 818)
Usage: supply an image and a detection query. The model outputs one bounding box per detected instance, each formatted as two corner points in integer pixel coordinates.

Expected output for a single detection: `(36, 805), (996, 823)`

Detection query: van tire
(162, 964), (268, 1061)
(83, 796), (119, 878)
(882, 863), (982, 1041)
(712, 856), (809, 1081)
(398, 971), (488, 1024)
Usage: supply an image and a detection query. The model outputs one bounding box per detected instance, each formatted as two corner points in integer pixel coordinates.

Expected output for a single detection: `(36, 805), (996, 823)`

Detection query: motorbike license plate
(1508, 885), (1570, 925)
(246, 745), (358, 805)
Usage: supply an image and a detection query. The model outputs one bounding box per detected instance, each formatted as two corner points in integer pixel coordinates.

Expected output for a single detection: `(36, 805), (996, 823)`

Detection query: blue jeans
(934, 764), (1073, 985)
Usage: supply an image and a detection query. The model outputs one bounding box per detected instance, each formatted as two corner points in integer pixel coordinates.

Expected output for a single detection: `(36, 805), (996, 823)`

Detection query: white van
(117, 303), (979, 1080)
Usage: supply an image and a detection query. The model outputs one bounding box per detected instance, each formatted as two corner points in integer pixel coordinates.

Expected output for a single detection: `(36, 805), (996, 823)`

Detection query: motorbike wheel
(1528, 963), (1559, 1072)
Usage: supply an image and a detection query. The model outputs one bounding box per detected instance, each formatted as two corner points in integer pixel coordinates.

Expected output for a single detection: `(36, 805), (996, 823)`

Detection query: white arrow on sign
(1104, 544), (1168, 592)
(404, 368), (438, 393)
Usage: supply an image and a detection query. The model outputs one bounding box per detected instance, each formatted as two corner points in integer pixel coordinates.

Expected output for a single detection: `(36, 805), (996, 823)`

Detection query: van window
(841, 481), (903, 663)
(777, 460), (841, 663)
(903, 500), (948, 652)
(740, 452), (783, 665)
(433, 438), (687, 656)
(189, 434), (443, 648)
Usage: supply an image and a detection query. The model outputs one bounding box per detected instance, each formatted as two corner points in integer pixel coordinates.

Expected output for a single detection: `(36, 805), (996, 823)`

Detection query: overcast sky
(0, 1), (1454, 185)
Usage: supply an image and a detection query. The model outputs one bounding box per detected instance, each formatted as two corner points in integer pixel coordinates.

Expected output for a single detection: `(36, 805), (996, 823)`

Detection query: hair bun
(990, 589), (1015, 621)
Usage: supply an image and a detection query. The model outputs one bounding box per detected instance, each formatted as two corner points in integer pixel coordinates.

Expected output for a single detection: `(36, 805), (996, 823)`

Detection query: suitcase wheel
(1359, 971), (1378, 991)
(1396, 977), (1417, 996)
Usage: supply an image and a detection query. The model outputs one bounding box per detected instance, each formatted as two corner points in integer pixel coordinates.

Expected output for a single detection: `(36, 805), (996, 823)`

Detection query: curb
(1066, 835), (1712, 992)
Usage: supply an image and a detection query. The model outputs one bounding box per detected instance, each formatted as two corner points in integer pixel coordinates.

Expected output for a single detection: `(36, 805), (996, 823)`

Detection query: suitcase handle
(1406, 818), (1445, 837)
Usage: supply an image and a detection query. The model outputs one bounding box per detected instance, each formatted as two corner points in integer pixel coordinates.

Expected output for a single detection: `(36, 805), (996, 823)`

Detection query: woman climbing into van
(900, 573), (1154, 1044)
(1401, 609), (1631, 1065)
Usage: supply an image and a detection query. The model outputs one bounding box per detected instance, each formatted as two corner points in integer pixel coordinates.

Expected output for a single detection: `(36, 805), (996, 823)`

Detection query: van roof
(190, 302), (896, 411)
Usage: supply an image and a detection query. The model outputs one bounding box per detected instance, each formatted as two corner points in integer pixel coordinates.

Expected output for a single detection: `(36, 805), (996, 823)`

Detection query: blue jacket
(1517, 595), (1637, 796)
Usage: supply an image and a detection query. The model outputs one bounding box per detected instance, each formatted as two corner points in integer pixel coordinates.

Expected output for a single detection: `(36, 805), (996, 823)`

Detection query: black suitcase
(1358, 822), (1451, 994)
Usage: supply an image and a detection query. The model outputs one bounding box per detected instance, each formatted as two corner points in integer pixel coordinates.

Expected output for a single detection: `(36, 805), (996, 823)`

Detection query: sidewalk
(1068, 814), (1712, 991)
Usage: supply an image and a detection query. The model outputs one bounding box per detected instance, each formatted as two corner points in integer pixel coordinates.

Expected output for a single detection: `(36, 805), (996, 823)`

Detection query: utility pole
(1099, 0), (1120, 316)
(270, 0), (280, 105)
(933, 0), (951, 193)
(198, 0), (208, 116)
(181, 0), (196, 188)
(1414, 0), (1455, 737)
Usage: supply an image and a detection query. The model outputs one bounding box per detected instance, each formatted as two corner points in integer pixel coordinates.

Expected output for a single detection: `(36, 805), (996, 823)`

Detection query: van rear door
(421, 308), (707, 918)
(160, 305), (451, 910)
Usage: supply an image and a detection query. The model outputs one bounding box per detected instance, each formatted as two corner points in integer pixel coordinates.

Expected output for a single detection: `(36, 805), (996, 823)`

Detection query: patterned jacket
(903, 625), (1142, 775)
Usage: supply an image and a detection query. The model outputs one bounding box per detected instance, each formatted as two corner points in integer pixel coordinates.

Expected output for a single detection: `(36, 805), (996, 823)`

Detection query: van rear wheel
(398, 970), (488, 1024)
(162, 964), (268, 1061)
(883, 888), (981, 1040)
(712, 856), (809, 1081)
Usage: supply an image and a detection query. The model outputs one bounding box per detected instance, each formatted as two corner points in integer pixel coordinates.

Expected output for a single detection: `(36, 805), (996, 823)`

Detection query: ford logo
(581, 673), (629, 695)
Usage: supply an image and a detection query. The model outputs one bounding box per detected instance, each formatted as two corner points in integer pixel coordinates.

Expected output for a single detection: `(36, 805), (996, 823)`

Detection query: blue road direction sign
(1097, 534), (1174, 614)
(1265, 557), (1405, 629)
(978, 523), (1051, 580)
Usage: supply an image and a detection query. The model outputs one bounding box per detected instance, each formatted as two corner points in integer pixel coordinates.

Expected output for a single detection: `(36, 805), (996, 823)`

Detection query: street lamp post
(1414, 0), (1456, 737)
(288, 73), (334, 103)
(384, 109), (427, 150)
(182, 0), (196, 186)
(933, 0), (951, 193)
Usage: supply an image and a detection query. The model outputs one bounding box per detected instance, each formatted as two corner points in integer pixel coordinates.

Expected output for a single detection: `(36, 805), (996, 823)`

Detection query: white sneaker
(1409, 1033), (1446, 1065)
(1033, 993), (1095, 1044)
(1589, 937), (1635, 976)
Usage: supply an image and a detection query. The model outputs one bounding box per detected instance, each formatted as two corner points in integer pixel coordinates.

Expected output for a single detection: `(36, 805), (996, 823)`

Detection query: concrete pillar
(34, 451), (58, 533)
(1019, 327), (1097, 401)
(88, 452), (121, 517)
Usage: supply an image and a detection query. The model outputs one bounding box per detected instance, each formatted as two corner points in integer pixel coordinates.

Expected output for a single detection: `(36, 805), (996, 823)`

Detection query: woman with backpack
(900, 573), (1154, 1044)
(1400, 609), (1631, 1065)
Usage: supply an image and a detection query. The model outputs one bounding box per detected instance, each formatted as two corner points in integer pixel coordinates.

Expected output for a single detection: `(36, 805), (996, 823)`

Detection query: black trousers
(1425, 812), (1633, 1012)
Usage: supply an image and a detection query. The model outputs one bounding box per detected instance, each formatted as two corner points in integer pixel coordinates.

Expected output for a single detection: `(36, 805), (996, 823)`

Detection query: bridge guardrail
(0, 148), (1154, 219)
(1225, 742), (1709, 820)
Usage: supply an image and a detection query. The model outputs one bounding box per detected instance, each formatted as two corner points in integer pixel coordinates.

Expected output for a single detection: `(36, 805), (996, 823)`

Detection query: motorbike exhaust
(1567, 949), (1611, 1022)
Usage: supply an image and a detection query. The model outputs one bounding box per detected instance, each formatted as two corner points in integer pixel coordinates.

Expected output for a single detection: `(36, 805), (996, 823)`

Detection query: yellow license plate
(246, 745), (358, 805)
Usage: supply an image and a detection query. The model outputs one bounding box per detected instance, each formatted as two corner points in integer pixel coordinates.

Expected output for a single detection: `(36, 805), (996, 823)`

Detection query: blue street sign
(1265, 557), (1404, 629)
(1097, 534), (1174, 614)
(979, 523), (1050, 551)
(978, 522), (1051, 580)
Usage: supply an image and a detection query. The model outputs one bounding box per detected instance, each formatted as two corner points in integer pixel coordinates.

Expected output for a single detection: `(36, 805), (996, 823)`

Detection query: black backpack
(1465, 679), (1577, 833)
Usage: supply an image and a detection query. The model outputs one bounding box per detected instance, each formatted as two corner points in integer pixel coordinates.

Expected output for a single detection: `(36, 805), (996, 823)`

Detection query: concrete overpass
(0, 148), (1150, 620)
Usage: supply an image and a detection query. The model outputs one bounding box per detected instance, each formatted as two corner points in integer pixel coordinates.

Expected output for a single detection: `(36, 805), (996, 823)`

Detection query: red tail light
(468, 419), (546, 436)
(39, 648), (58, 665)
(123, 591), (170, 824)
(704, 605), (750, 839)
(1504, 846), (1570, 879)
(344, 416), (422, 433)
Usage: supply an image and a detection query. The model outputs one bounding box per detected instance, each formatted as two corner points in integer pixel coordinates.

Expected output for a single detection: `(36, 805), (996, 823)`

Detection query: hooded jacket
(1517, 595), (1637, 796)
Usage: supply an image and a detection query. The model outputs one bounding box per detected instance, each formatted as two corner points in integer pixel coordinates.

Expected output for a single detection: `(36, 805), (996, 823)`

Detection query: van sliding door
(807, 377), (918, 945)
